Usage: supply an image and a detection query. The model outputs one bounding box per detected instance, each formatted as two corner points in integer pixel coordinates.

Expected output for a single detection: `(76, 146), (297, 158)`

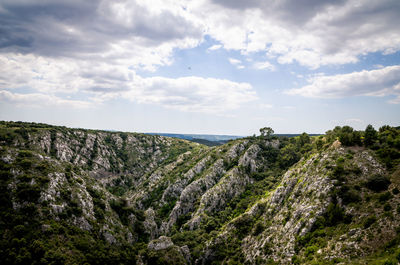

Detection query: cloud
(208, 44), (222, 51)
(123, 76), (257, 113)
(192, 0), (400, 68)
(0, 53), (134, 93)
(1, 0), (400, 71)
(228, 57), (244, 69)
(0, 90), (93, 108)
(0, 0), (399, 116)
(0, 52), (257, 113)
(0, 0), (203, 70)
(286, 65), (400, 103)
(253, 61), (276, 71)
(228, 58), (241, 65)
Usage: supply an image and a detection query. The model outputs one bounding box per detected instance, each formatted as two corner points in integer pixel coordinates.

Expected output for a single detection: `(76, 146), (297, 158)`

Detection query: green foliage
(143, 247), (187, 265)
(366, 175), (391, 192)
(259, 127), (274, 138)
(110, 199), (147, 242)
(50, 129), (57, 157)
(340, 185), (362, 204)
(232, 214), (255, 239)
(1, 121), (399, 265)
(363, 215), (377, 228)
(364, 124), (378, 146)
(324, 203), (351, 226)
(383, 203), (392, 212)
(378, 191), (393, 202)
(325, 126), (362, 146)
(252, 220), (265, 236)
(278, 143), (300, 168)
(87, 186), (106, 220)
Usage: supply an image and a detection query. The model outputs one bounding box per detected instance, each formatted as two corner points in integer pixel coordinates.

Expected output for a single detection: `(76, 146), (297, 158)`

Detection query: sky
(0, 0), (399, 135)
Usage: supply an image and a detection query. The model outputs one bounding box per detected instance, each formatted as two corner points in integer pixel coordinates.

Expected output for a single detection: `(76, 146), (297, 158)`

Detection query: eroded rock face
(160, 155), (210, 205)
(241, 152), (336, 263)
(144, 208), (159, 240)
(148, 236), (174, 251)
(163, 159), (226, 233)
(199, 146), (388, 265)
(3, 122), (397, 265)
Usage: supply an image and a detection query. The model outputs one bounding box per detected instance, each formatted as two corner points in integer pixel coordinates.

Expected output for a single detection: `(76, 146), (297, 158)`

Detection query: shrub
(378, 192), (393, 202)
(384, 203), (392, 212)
(365, 175), (391, 192)
(304, 245), (318, 257)
(332, 165), (346, 180)
(325, 203), (349, 226)
(252, 221), (265, 236)
(18, 159), (33, 170)
(340, 186), (362, 204)
(363, 215), (377, 228)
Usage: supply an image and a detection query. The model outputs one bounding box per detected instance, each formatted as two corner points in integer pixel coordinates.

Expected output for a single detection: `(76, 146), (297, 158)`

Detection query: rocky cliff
(0, 121), (399, 264)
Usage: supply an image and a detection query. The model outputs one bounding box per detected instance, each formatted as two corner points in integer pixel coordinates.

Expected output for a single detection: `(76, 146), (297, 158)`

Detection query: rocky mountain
(0, 121), (399, 264)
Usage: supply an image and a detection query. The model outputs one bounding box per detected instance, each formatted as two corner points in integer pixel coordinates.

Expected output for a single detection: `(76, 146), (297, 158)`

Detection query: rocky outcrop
(148, 236), (174, 251)
(163, 159), (226, 233)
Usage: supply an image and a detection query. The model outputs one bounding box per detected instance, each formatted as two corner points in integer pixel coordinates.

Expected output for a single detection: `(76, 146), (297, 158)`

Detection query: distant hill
(147, 133), (322, 146)
(146, 132), (242, 142)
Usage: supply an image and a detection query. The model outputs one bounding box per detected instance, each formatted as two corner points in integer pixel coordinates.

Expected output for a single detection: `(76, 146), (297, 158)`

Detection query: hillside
(0, 121), (399, 264)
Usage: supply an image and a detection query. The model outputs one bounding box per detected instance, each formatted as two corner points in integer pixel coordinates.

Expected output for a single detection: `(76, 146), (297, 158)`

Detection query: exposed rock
(148, 236), (174, 251)
(180, 245), (191, 263)
(144, 208), (159, 240)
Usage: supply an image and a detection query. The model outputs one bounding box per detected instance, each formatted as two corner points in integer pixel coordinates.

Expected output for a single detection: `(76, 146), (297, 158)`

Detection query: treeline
(325, 125), (400, 168)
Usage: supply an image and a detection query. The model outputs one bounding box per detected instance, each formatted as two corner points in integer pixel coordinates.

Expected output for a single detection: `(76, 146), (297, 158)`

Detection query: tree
(298, 132), (310, 147)
(364, 124), (377, 146)
(259, 127), (274, 138)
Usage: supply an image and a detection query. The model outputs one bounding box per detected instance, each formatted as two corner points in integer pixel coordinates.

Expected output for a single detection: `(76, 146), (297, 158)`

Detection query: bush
(18, 159), (33, 170)
(252, 221), (265, 236)
(383, 203), (392, 211)
(325, 203), (350, 226)
(304, 245), (318, 257)
(363, 215), (377, 228)
(365, 175), (391, 192)
(378, 192), (393, 202)
(340, 186), (362, 204)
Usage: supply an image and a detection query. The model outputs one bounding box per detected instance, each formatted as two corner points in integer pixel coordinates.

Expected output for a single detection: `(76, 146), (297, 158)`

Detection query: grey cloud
(0, 0), (202, 58)
(211, 0), (346, 25)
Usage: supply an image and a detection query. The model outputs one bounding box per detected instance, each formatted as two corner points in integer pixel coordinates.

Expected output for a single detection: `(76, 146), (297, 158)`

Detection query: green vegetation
(0, 121), (399, 264)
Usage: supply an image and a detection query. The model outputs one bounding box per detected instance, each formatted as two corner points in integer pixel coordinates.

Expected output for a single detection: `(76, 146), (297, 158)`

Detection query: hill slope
(0, 121), (399, 264)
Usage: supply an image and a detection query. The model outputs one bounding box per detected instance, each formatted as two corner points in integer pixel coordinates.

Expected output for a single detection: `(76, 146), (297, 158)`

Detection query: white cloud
(0, 52), (257, 113)
(228, 58), (241, 65)
(1, 0), (400, 72)
(0, 90), (93, 109)
(190, 0), (400, 68)
(253, 61), (276, 71)
(208, 44), (222, 51)
(123, 76), (257, 113)
(286, 65), (400, 103)
(0, 0), (399, 116)
(228, 57), (245, 69)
